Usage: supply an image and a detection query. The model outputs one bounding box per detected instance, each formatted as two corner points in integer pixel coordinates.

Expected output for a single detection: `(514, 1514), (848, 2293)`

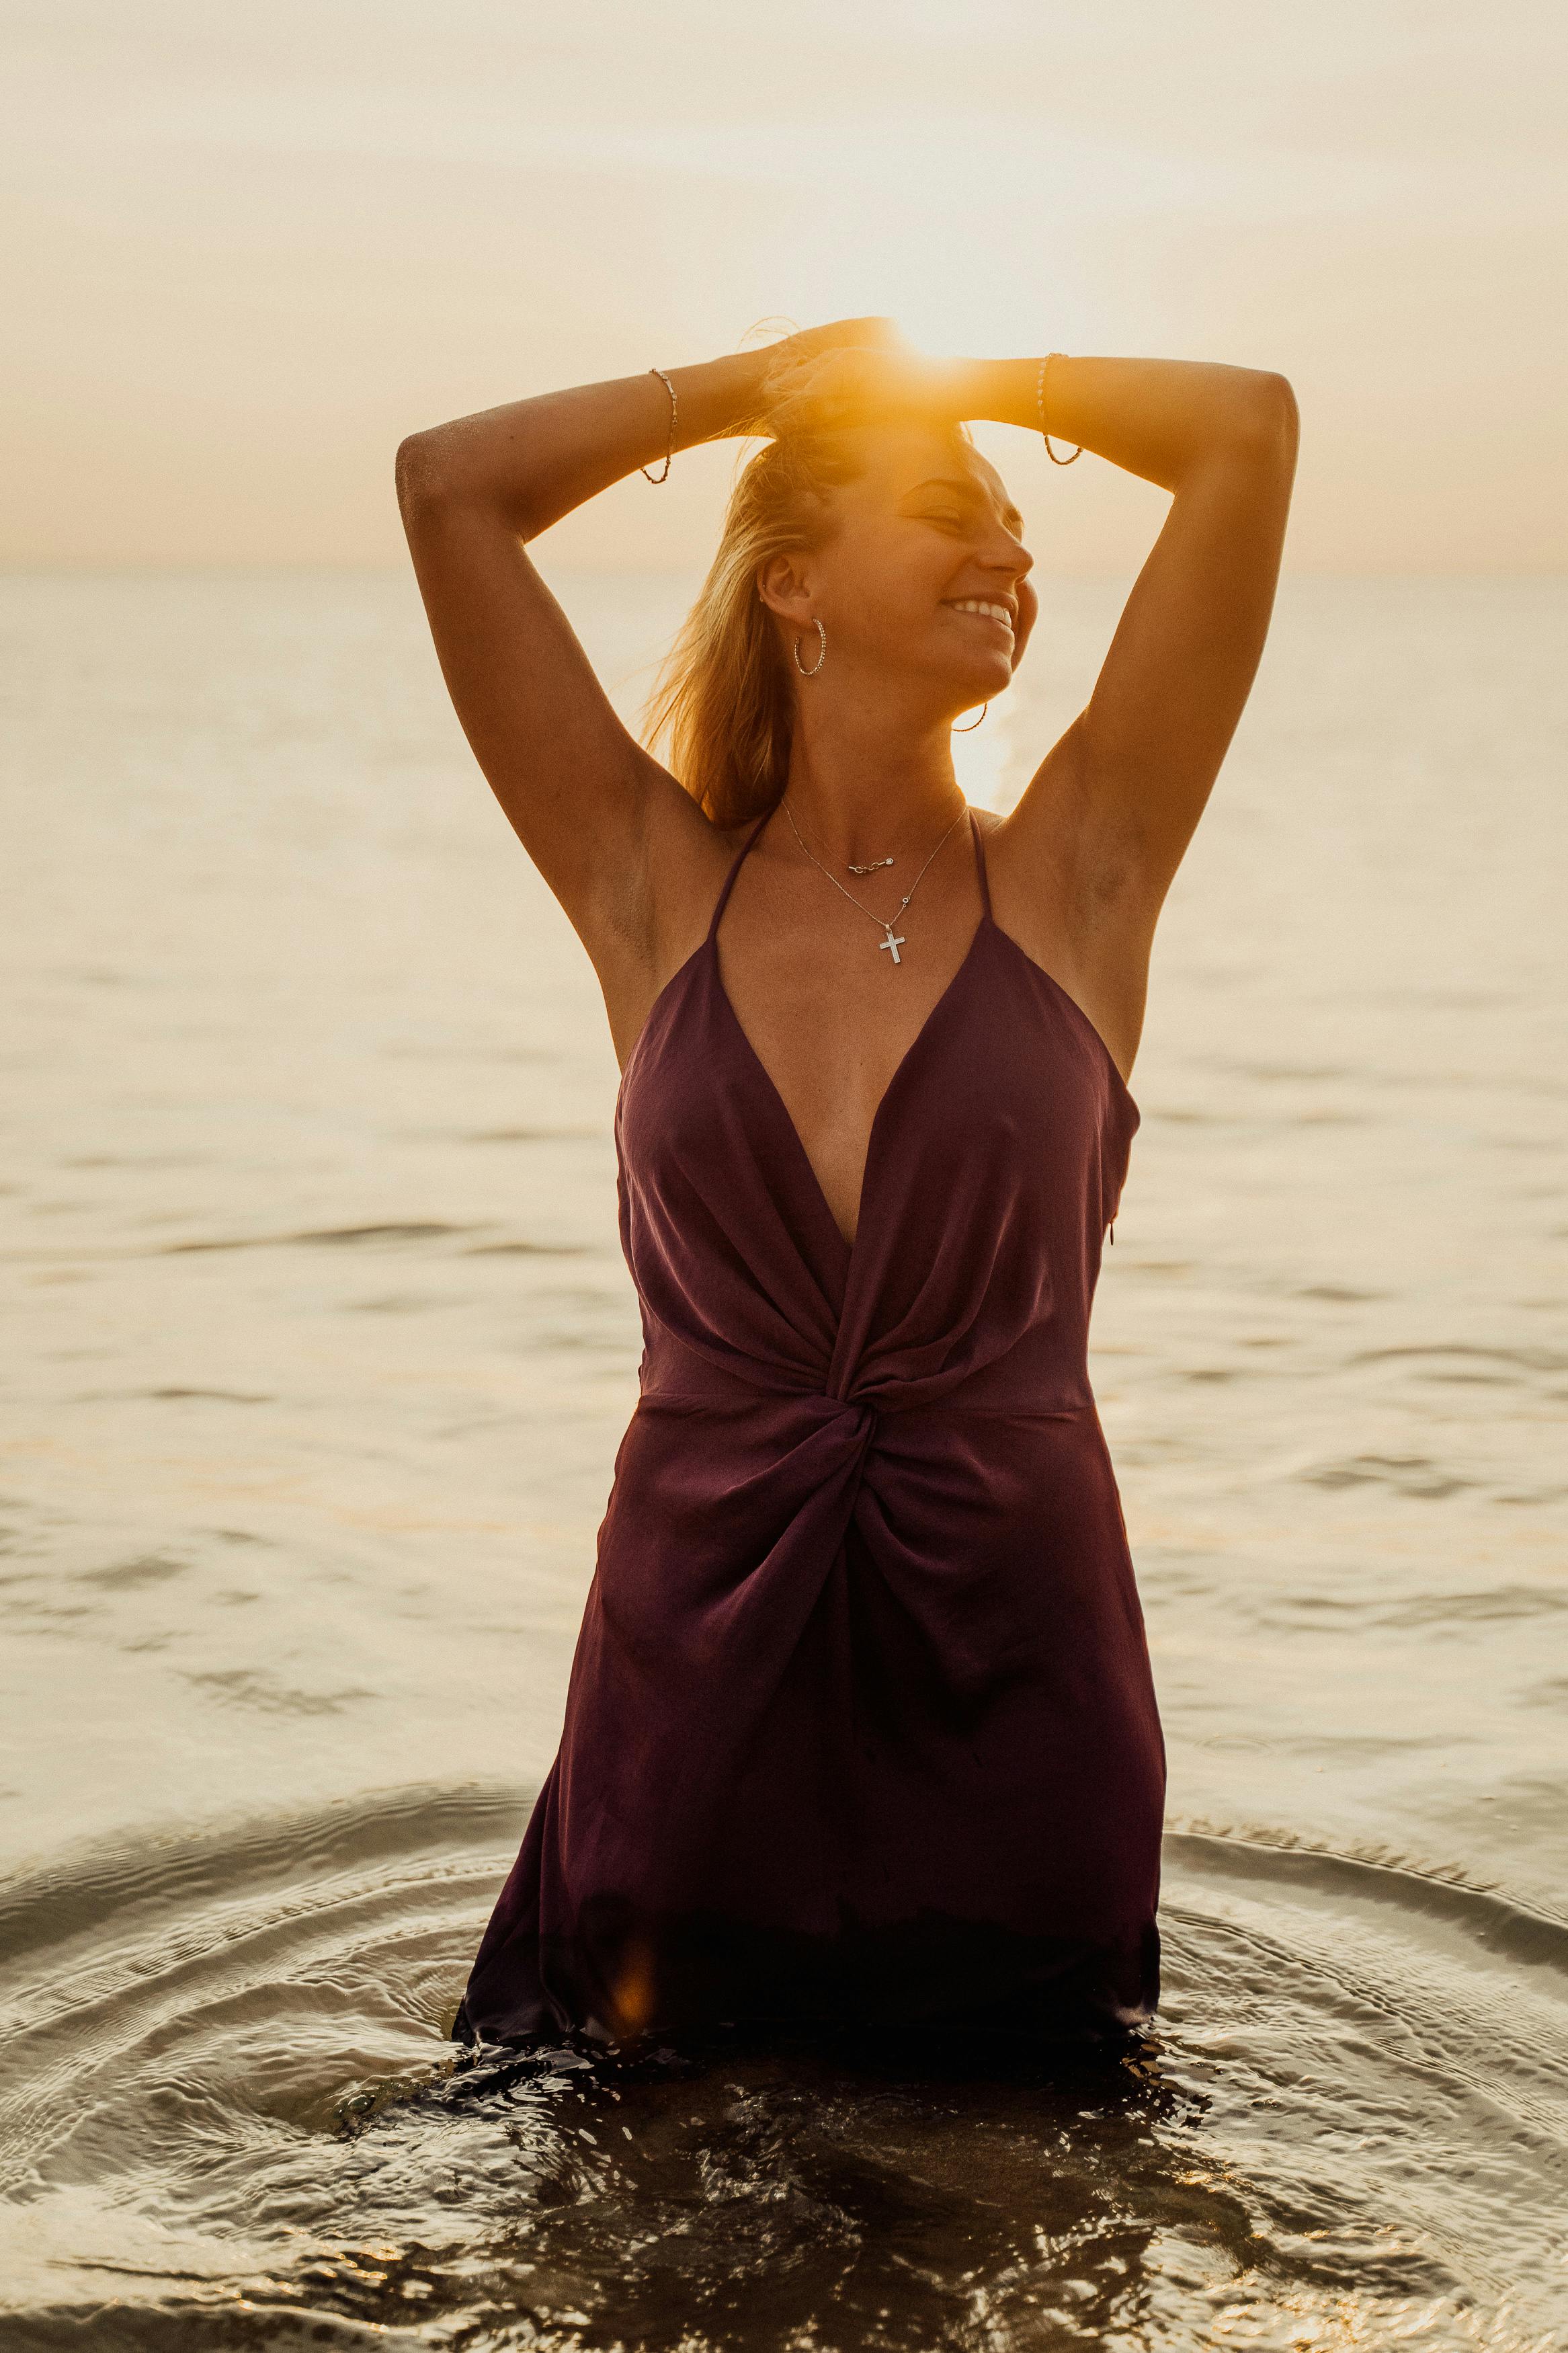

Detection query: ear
(756, 550), (817, 627)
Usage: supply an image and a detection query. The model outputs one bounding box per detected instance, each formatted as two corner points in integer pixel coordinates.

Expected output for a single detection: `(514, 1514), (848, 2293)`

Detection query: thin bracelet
(1036, 352), (1083, 466)
(640, 367), (677, 483)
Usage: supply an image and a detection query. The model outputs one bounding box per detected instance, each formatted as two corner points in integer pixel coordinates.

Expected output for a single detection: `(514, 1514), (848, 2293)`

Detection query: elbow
(395, 428), (448, 529)
(1238, 371), (1299, 469)
(395, 426), (524, 539)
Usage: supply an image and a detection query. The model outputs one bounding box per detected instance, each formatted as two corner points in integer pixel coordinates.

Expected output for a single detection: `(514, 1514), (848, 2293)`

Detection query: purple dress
(456, 806), (1165, 2044)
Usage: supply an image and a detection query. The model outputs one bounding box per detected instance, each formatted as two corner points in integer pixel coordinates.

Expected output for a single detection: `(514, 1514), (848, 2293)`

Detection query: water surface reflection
(3, 1789), (1563, 2348)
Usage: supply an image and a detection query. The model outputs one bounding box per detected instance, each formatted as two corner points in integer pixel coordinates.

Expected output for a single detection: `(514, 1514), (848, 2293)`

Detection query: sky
(1, 0), (1563, 572)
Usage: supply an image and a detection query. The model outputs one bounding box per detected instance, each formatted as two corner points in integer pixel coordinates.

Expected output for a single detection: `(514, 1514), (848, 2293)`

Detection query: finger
(793, 315), (901, 357)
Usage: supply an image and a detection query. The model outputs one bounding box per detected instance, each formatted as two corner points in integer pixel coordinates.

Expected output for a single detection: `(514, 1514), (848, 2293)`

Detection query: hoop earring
(792, 619), (827, 678)
(952, 703), (988, 733)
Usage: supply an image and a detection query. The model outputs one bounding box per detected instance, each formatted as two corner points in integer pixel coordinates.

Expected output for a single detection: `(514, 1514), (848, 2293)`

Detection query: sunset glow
(0, 3), (1561, 571)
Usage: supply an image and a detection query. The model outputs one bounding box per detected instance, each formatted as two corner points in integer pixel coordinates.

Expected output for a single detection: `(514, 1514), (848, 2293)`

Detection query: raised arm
(758, 344), (1297, 1076)
(395, 350), (761, 1029)
(395, 321), (898, 1059)
(966, 356), (1297, 1072)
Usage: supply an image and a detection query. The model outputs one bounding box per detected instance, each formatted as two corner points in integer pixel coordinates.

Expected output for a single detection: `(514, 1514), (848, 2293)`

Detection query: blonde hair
(639, 411), (983, 828)
(640, 428), (870, 832)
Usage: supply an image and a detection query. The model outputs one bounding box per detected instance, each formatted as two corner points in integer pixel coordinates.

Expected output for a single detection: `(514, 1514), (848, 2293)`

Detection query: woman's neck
(782, 696), (966, 861)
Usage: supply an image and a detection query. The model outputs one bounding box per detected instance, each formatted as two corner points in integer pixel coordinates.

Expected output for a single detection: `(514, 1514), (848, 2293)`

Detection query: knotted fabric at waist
(634, 1319), (1094, 1424)
(606, 1326), (1120, 1710)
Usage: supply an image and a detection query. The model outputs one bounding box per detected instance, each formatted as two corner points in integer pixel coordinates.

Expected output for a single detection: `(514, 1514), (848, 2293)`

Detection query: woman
(396, 321), (1297, 2048)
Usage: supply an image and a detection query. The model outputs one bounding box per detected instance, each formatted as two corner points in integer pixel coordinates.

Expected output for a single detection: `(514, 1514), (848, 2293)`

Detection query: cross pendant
(879, 926), (906, 965)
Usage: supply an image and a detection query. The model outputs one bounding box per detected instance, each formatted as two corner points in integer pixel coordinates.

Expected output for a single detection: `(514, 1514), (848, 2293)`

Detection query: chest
(715, 910), (992, 1250)
(621, 921), (1127, 1285)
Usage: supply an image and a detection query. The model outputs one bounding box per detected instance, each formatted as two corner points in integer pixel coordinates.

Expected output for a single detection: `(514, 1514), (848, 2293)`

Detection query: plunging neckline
(708, 804), (999, 1263)
(712, 918), (989, 1263)
(615, 805), (1139, 1269)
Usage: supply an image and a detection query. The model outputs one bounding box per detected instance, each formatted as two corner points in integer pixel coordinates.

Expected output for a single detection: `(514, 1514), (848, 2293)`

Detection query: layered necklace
(782, 797), (968, 967)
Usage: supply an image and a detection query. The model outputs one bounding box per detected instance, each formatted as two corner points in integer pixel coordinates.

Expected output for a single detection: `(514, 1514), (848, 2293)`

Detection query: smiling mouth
(943, 598), (1015, 632)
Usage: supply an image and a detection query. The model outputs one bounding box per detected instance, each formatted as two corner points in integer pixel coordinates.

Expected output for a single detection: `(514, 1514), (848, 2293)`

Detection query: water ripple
(1, 1790), (1563, 2348)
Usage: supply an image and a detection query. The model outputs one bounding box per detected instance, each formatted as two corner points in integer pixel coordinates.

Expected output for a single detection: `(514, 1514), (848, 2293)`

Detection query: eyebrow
(905, 475), (1025, 536)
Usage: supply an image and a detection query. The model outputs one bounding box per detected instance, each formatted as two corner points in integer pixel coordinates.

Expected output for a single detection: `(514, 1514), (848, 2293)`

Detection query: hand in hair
(737, 316), (907, 434)
(759, 342), (951, 441)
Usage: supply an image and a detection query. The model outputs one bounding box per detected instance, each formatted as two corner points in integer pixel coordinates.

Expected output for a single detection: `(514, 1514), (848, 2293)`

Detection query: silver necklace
(786, 804), (908, 875)
(782, 797), (967, 967)
(785, 809), (893, 885)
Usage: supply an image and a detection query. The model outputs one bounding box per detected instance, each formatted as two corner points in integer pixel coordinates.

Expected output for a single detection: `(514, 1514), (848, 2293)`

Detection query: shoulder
(637, 776), (759, 958)
(986, 725), (1151, 930)
(971, 757), (1153, 1084)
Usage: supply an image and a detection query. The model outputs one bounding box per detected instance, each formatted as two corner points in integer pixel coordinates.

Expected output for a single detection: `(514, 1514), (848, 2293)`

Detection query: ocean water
(1, 568), (1565, 2349)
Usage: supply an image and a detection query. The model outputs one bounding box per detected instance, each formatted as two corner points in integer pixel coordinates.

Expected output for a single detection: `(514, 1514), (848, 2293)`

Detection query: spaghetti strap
(968, 807), (993, 921)
(706, 805), (775, 944)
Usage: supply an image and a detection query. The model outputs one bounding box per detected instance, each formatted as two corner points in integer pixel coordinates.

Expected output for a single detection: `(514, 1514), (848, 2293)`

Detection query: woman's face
(764, 423), (1038, 719)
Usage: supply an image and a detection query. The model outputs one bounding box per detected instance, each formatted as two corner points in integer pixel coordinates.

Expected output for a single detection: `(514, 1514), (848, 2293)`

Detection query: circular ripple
(1, 1791), (1564, 2350)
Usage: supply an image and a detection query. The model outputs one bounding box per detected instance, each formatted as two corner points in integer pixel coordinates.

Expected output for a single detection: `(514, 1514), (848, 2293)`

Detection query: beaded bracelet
(1036, 352), (1083, 466)
(639, 367), (677, 483)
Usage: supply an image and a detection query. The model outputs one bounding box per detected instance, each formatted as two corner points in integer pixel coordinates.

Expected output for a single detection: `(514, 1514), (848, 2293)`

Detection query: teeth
(948, 600), (1013, 626)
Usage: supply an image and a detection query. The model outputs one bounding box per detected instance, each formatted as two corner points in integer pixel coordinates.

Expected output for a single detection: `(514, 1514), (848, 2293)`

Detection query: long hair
(639, 428), (869, 831)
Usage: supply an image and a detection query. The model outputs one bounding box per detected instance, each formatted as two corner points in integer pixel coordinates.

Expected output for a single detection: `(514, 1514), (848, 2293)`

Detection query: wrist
(927, 357), (994, 422)
(942, 358), (1038, 431)
(667, 348), (770, 446)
